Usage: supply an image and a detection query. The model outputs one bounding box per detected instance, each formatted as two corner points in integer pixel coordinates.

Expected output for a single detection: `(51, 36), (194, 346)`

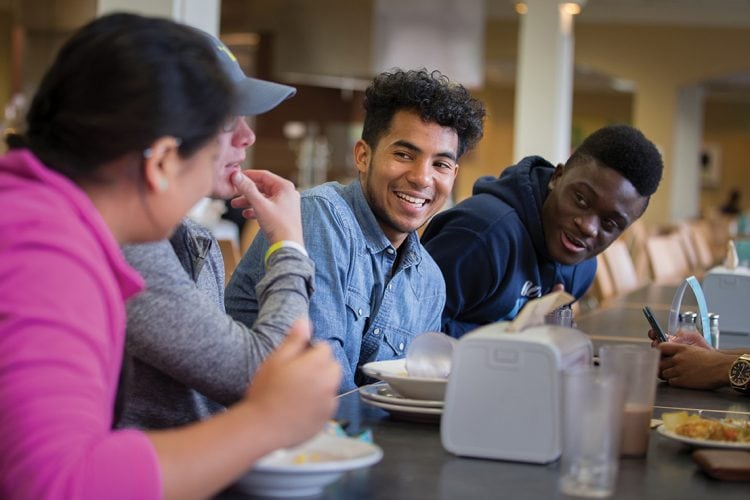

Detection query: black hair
(567, 124), (663, 197)
(361, 69), (485, 159)
(24, 13), (235, 183)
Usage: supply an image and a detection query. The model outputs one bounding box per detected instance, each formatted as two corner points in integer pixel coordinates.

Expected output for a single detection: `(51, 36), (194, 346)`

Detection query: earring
(158, 178), (169, 191)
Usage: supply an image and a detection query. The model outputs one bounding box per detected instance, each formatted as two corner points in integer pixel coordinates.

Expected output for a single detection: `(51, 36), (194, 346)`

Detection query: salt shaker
(708, 313), (720, 349)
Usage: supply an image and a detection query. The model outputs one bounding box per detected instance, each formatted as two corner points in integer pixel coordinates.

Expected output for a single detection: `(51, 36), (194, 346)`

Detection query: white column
(96, 0), (219, 35)
(514, 0), (577, 164)
(670, 85), (705, 220)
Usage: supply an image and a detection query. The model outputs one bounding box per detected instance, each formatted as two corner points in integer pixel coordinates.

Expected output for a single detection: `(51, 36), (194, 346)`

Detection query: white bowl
(361, 358), (447, 401)
(235, 433), (382, 497)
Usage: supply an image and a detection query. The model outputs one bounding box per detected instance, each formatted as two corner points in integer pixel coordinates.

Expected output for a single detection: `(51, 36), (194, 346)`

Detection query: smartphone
(642, 306), (668, 343)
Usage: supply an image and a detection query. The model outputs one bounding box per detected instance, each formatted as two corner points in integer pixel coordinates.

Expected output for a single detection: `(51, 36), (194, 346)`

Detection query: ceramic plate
(235, 433), (383, 497)
(360, 394), (443, 424)
(361, 359), (447, 401)
(359, 383), (443, 408)
(656, 424), (750, 449)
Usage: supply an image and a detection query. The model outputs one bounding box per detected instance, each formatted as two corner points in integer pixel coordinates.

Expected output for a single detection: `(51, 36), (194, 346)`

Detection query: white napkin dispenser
(702, 265), (750, 336)
(441, 323), (592, 464)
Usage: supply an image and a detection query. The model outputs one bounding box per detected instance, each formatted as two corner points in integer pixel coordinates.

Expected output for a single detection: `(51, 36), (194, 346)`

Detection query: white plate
(236, 433), (383, 497)
(361, 359), (447, 401)
(359, 383), (443, 408)
(360, 393), (443, 423)
(656, 424), (750, 449)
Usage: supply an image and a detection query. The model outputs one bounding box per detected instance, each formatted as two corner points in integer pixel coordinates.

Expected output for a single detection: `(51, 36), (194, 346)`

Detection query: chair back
(645, 232), (691, 284)
(592, 254), (616, 303)
(217, 238), (241, 285)
(602, 239), (640, 295)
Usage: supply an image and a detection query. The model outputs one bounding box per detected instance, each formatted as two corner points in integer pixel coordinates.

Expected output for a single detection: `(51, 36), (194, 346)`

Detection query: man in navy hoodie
(422, 124), (663, 338)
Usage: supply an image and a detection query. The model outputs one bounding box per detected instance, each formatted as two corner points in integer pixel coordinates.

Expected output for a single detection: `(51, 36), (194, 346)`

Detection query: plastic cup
(559, 366), (624, 498)
(598, 345), (660, 457)
(405, 332), (457, 379)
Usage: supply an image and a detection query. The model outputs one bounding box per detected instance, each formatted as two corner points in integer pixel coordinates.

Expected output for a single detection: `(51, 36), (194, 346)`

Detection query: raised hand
(230, 170), (303, 245)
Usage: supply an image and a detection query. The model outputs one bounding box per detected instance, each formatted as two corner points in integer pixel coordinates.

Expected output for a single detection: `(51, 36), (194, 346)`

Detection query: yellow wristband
(264, 240), (308, 267)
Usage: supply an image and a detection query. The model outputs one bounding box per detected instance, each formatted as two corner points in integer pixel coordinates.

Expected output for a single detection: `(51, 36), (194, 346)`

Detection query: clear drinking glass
(559, 366), (625, 498)
(598, 345), (660, 458)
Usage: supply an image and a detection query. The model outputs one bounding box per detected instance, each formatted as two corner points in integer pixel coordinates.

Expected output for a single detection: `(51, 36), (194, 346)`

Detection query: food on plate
(662, 411), (750, 443)
(292, 451), (341, 464)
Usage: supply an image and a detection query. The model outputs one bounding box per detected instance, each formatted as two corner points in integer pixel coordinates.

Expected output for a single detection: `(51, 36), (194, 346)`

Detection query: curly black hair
(361, 69), (485, 159)
(567, 124), (663, 197)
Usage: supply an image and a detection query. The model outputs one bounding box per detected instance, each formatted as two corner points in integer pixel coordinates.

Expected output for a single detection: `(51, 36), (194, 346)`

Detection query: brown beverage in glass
(620, 403), (652, 457)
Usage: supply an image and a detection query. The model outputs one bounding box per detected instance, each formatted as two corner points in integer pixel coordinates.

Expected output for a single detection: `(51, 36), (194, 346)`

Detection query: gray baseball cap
(199, 30), (296, 116)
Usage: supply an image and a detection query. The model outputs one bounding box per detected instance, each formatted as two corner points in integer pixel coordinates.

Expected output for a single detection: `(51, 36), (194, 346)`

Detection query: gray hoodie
(117, 217), (313, 429)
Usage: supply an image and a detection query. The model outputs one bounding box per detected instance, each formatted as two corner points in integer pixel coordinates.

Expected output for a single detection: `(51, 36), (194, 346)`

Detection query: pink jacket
(0, 150), (161, 499)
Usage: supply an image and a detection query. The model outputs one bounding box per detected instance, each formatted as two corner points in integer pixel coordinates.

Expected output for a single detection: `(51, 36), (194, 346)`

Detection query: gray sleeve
(124, 241), (313, 406)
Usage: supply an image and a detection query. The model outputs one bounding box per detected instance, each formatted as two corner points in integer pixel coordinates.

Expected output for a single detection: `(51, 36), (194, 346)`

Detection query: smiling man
(226, 69), (485, 391)
(422, 124), (663, 338)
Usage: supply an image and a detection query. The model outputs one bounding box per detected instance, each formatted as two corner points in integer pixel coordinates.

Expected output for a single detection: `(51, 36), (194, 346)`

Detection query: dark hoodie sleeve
(423, 209), (515, 338)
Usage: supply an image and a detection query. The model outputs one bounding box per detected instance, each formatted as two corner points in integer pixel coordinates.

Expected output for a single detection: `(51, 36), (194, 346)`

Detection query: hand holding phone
(643, 306), (668, 343)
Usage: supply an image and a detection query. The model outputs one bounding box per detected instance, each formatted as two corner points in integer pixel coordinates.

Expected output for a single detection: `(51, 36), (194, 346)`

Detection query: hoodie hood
(472, 155), (556, 259)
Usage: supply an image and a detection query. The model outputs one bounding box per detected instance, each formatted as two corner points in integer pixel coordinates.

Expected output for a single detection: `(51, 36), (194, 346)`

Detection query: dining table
(578, 282), (750, 351)
(219, 283), (750, 499)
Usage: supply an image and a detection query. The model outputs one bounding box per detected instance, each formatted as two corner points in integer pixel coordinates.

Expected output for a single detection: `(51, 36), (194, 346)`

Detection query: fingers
(231, 171), (263, 202)
(241, 169), (295, 196)
(551, 283), (564, 292)
(230, 195), (251, 209)
(657, 342), (684, 356)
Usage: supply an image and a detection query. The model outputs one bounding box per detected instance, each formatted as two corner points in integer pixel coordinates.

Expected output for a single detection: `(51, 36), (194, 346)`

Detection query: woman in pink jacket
(0, 12), (340, 500)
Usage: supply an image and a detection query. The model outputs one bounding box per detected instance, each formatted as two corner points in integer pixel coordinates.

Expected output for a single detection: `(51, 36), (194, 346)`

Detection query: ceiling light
(561, 2), (581, 15)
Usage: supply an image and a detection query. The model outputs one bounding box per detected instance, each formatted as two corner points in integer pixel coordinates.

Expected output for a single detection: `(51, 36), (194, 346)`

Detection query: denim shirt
(225, 180), (446, 392)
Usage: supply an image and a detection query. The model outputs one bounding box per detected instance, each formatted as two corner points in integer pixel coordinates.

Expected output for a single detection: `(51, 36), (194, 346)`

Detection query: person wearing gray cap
(117, 32), (313, 430)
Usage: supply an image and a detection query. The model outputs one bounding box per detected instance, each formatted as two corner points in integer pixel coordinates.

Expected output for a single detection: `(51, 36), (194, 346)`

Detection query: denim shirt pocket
(378, 327), (414, 359)
(345, 290), (371, 326)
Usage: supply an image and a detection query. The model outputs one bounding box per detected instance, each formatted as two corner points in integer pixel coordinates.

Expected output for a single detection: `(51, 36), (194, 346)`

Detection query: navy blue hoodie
(422, 156), (596, 338)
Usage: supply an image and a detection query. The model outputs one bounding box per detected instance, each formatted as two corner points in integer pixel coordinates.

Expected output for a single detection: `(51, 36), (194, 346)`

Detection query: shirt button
(358, 308), (363, 316)
(387, 283), (392, 290)
(398, 342), (405, 351)
(387, 247), (395, 255)
(373, 328), (381, 335)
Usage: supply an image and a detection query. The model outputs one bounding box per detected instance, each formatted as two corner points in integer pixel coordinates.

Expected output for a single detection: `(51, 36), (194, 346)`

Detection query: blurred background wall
(2, 0), (749, 227)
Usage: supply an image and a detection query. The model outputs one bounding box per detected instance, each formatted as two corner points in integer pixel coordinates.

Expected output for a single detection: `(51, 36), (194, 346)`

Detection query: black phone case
(643, 306), (667, 343)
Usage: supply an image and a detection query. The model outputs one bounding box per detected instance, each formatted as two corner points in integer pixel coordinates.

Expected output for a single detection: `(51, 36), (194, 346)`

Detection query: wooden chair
(622, 219), (651, 284)
(602, 239), (640, 295)
(591, 254), (616, 305)
(689, 220), (717, 269)
(675, 221), (701, 273)
(217, 238), (241, 285)
(645, 232), (691, 284)
(702, 208), (735, 263)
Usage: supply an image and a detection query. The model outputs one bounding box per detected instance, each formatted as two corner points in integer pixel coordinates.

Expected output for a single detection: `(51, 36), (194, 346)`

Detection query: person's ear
(353, 139), (371, 176)
(548, 162), (565, 190)
(142, 137), (181, 193)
